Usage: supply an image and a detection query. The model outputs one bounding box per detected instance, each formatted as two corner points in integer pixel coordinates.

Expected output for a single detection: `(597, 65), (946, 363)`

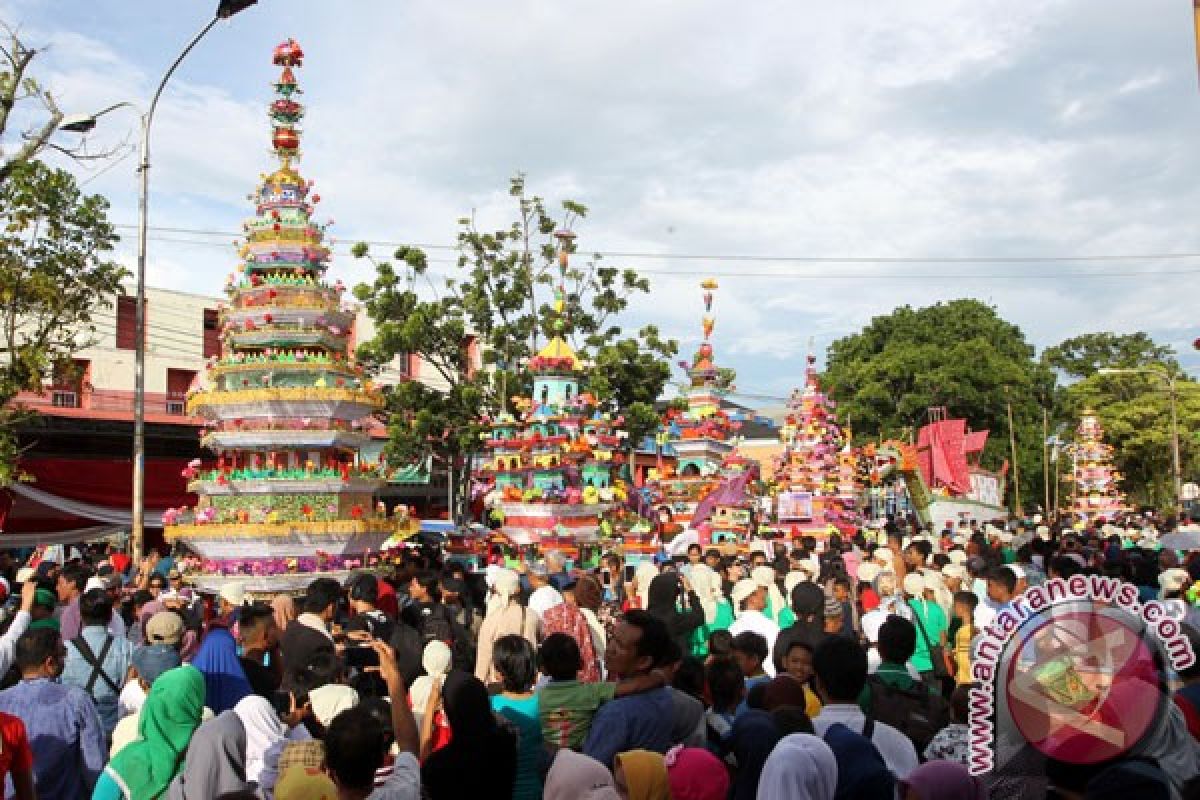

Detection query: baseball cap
(145, 611), (185, 646)
(132, 644), (182, 685)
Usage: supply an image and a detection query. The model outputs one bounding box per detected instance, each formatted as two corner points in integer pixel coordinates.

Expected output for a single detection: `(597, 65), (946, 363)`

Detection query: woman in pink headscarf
(899, 761), (987, 800)
(271, 595), (296, 633)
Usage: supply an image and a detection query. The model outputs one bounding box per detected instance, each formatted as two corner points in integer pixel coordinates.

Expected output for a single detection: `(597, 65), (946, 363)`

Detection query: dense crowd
(0, 512), (1199, 799)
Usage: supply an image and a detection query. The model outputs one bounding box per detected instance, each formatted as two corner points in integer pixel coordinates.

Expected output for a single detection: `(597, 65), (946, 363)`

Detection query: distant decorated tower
(165, 40), (411, 593)
(1066, 409), (1127, 521)
(772, 353), (859, 537)
(476, 232), (629, 552)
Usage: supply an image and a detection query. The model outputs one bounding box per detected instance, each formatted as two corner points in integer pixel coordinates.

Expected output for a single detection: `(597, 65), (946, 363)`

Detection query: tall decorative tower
(772, 353), (859, 536)
(165, 40), (407, 593)
(475, 232), (629, 552)
(649, 280), (744, 531)
(1066, 409), (1127, 521)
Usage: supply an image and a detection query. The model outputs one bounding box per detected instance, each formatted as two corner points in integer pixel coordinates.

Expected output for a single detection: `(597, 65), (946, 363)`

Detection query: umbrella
(1159, 531), (1200, 551)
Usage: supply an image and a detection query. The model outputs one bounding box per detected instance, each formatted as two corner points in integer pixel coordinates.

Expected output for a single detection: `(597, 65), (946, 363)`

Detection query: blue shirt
(492, 693), (543, 800)
(61, 625), (133, 735)
(583, 686), (675, 769)
(0, 678), (106, 799)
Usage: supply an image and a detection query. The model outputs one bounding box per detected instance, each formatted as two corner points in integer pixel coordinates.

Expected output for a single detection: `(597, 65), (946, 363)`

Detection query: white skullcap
(947, 550), (968, 565)
(84, 577), (106, 594)
(219, 582), (246, 607)
(942, 564), (967, 582)
(874, 549), (894, 564)
(731, 579), (760, 609)
(902, 573), (926, 597)
(1159, 568), (1191, 595)
(784, 571), (809, 595)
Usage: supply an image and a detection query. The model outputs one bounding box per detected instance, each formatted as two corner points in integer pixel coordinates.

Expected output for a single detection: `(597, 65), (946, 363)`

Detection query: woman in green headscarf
(91, 665), (206, 800)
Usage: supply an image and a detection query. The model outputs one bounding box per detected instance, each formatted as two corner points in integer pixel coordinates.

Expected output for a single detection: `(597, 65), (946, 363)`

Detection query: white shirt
(813, 703), (919, 780)
(727, 609), (780, 676)
(0, 611), (30, 677)
(117, 679), (145, 719)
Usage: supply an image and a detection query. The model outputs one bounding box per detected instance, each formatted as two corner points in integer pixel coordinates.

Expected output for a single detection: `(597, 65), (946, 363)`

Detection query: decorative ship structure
(772, 354), (860, 537)
(164, 40), (412, 592)
(1065, 409), (1127, 521)
(476, 231), (629, 553)
(865, 408), (1008, 529)
(649, 280), (755, 549)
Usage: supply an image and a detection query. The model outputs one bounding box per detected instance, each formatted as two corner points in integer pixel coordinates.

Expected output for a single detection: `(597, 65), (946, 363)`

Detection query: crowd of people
(0, 511), (1198, 799)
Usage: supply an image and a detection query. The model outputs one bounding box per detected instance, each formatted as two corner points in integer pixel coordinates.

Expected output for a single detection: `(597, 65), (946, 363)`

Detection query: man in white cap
(217, 582), (246, 624)
(727, 579), (779, 676)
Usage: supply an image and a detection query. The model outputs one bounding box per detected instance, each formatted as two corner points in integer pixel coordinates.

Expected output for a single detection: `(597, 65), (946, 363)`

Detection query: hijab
(271, 595), (296, 632)
(646, 573), (682, 616)
(823, 722), (895, 799)
(575, 575), (604, 613)
(900, 760), (987, 800)
(544, 749), (619, 800)
(166, 710), (250, 800)
(308, 684), (359, 728)
(421, 671), (517, 799)
(729, 710), (781, 800)
(688, 564), (721, 624)
(528, 586), (564, 621)
(104, 665), (205, 800)
(190, 627), (252, 714)
(755, 733), (838, 800)
(615, 750), (670, 800)
(664, 745), (729, 800)
(752, 566), (787, 623)
(634, 562), (659, 609)
(233, 695), (287, 786)
(409, 640), (452, 722)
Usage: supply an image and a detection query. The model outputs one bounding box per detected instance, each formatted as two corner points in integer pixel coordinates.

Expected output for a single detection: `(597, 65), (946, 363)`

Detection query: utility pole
(1005, 388), (1021, 514)
(1042, 407), (1050, 516)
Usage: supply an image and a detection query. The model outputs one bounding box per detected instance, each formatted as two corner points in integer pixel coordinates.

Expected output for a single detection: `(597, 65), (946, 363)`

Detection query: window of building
(115, 295), (137, 350)
(166, 368), (196, 415)
(203, 309), (220, 358)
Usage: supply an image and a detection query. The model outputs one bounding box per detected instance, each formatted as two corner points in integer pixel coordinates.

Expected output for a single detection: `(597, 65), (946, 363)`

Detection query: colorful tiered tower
(164, 40), (409, 593)
(477, 232), (629, 553)
(773, 353), (859, 537)
(1066, 409), (1127, 521)
(648, 280), (753, 545)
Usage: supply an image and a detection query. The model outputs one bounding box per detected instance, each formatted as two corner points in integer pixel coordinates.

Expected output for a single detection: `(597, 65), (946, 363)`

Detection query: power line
(114, 223), (1200, 266)
(127, 232), (1200, 281)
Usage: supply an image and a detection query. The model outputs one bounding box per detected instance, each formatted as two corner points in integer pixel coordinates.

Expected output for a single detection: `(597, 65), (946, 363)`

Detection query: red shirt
(0, 712), (32, 787)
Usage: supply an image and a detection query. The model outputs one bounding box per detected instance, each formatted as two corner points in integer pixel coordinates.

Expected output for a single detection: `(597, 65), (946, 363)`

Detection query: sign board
(777, 491), (814, 521)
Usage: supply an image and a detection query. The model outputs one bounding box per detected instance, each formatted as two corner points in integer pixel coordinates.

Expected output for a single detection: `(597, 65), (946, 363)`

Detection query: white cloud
(2, 0), (1197, 401)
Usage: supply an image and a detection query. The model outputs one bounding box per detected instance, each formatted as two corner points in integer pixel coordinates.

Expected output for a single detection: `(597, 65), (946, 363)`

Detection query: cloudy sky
(4, 0), (1200, 400)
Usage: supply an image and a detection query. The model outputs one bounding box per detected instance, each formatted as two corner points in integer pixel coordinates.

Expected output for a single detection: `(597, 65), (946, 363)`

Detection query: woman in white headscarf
(410, 640), (452, 730)
(753, 565), (793, 628)
(756, 733), (838, 800)
(232, 694), (287, 787)
(475, 568), (538, 685)
(687, 563), (732, 657)
(633, 562), (659, 610)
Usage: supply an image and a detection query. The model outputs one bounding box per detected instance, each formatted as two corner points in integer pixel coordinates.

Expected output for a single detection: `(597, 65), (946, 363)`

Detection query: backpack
(822, 721), (896, 800)
(417, 604), (475, 672)
(863, 674), (952, 754)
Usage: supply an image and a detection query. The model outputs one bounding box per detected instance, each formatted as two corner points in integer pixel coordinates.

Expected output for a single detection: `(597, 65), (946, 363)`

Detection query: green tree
(1041, 332), (1177, 381)
(0, 160), (127, 483)
(353, 175), (677, 523)
(1043, 332), (1197, 510)
(822, 299), (1055, 511)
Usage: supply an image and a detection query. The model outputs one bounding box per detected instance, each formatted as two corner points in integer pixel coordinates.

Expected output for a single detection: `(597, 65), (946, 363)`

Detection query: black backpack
(863, 674), (952, 754)
(823, 721), (896, 800)
(417, 604), (475, 672)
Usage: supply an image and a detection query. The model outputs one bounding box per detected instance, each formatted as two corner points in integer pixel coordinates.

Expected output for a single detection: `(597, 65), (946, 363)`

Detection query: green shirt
(538, 680), (617, 751)
(857, 661), (929, 711)
(907, 598), (948, 673)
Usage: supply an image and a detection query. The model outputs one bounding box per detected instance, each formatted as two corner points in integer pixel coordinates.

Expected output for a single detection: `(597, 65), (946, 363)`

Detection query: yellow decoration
(535, 336), (581, 369)
(164, 517), (398, 540)
(188, 387), (385, 415)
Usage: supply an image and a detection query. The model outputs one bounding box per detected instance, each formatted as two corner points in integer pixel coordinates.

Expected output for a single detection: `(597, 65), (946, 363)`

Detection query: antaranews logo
(967, 575), (1195, 775)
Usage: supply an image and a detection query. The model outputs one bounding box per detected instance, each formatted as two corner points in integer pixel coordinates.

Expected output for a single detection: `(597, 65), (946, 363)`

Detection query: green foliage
(0, 160), (126, 484)
(353, 174), (676, 521)
(1041, 332), (1177, 381)
(822, 299), (1055, 511)
(1044, 333), (1197, 510)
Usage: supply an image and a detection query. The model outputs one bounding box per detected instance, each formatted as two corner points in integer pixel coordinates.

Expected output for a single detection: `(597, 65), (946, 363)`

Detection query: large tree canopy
(822, 299), (1055, 510)
(1042, 332), (1197, 510)
(0, 159), (126, 483)
(353, 175), (676, 522)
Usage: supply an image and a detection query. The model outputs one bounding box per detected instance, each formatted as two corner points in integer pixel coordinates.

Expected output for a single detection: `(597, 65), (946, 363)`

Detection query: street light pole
(62, 1), (256, 562)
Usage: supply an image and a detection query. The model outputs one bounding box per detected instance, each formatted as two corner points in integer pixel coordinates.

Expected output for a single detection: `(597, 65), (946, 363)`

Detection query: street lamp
(1098, 366), (1182, 516)
(58, 0), (256, 561)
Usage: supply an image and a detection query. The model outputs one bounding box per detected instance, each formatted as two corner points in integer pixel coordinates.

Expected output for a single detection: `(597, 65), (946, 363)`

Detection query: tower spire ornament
(163, 40), (414, 594)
